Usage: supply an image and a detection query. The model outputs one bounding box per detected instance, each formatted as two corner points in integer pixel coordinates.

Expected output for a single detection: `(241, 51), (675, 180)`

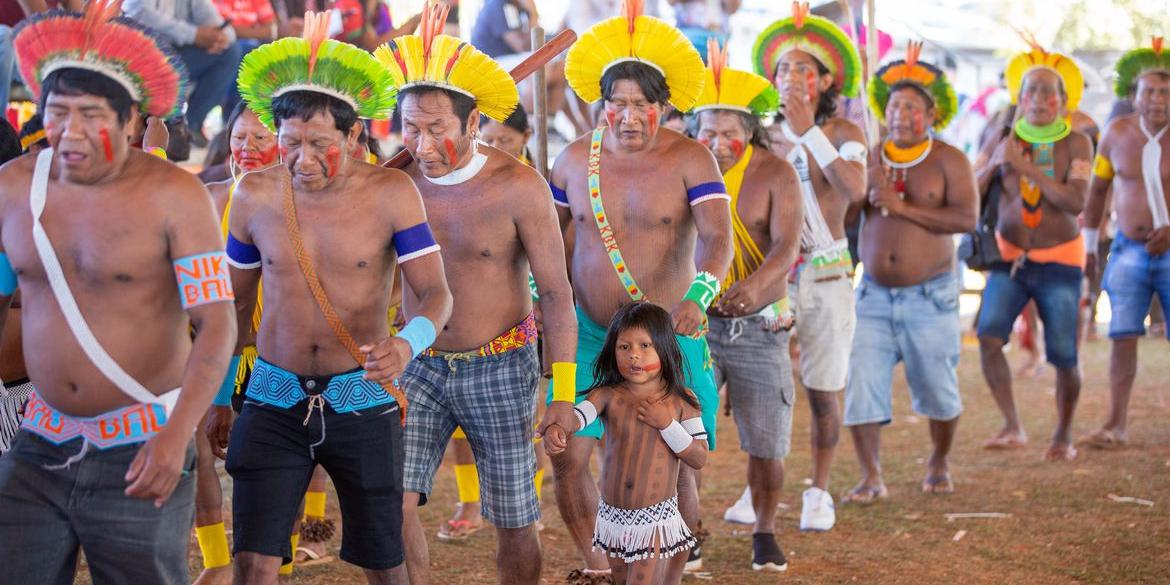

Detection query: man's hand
(204, 405), (235, 460)
(536, 400), (577, 439)
(718, 279), (765, 316)
(1002, 138), (1032, 174)
(869, 170), (905, 216)
(142, 116), (169, 153)
(781, 79), (816, 135)
(194, 26), (221, 49)
(125, 427), (190, 508)
(1146, 226), (1170, 255)
(360, 337), (413, 385)
(542, 424), (568, 456)
(637, 397), (673, 430)
(764, 312), (796, 333)
(671, 299), (705, 337)
(209, 31), (232, 54)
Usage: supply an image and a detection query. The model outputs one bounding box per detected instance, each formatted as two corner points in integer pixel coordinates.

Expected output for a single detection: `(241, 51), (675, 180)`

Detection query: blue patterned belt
(245, 357), (397, 413)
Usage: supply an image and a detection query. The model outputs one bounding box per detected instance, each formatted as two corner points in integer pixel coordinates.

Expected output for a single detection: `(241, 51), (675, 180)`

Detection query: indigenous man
(691, 40), (802, 572)
(373, 4), (577, 584)
(545, 4), (733, 582)
(974, 41), (1092, 461)
(750, 1), (867, 531)
(222, 14), (452, 583)
(1080, 39), (1170, 448)
(0, 5), (238, 584)
(846, 44), (977, 500)
(0, 120), (28, 456)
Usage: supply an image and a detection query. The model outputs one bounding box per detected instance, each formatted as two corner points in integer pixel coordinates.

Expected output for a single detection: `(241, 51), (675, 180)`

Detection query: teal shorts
(547, 305), (718, 450)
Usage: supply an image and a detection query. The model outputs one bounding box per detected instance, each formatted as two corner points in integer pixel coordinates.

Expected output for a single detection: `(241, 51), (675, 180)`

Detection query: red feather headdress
(14, 0), (189, 118)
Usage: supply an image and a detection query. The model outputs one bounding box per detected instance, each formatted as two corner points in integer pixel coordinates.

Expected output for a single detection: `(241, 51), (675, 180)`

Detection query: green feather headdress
(237, 11), (397, 131)
(867, 41), (958, 131)
(1114, 37), (1170, 98)
(752, 1), (862, 98)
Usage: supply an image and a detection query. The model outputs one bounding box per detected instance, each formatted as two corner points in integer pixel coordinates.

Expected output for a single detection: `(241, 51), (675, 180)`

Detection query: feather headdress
(752, 2), (862, 98)
(374, 1), (517, 122)
(1004, 31), (1083, 112)
(238, 11), (398, 131)
(13, 0), (188, 118)
(1114, 37), (1170, 98)
(691, 38), (779, 117)
(867, 41), (958, 131)
(564, 0), (706, 111)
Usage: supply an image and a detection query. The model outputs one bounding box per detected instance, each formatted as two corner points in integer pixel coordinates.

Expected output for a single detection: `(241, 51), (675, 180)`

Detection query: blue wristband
(395, 316), (437, 358)
(213, 355), (241, 406)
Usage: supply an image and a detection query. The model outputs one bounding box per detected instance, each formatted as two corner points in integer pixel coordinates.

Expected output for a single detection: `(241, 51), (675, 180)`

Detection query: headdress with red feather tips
(867, 40), (958, 131)
(1114, 36), (1170, 98)
(14, 0), (189, 119)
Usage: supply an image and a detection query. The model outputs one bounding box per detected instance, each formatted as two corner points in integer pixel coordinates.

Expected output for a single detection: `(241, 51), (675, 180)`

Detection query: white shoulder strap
(30, 149), (166, 405)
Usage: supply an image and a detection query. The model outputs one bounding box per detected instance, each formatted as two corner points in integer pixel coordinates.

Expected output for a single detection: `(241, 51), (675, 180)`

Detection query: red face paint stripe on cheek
(641, 362), (661, 373)
(647, 108), (658, 136)
(912, 111), (924, 135)
(99, 128), (114, 162)
(730, 139), (744, 159)
(605, 110), (617, 130)
(443, 138), (458, 167)
(324, 145), (341, 178)
(806, 71), (817, 99)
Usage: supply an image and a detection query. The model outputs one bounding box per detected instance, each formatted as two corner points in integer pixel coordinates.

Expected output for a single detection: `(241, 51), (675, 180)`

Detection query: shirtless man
(1080, 49), (1170, 449)
(547, 8), (732, 582)
(753, 7), (867, 530)
(0, 12), (237, 583)
(691, 47), (802, 571)
(221, 30), (452, 583)
(377, 16), (576, 584)
(0, 123), (29, 456)
(974, 48), (1092, 461)
(846, 54), (977, 500)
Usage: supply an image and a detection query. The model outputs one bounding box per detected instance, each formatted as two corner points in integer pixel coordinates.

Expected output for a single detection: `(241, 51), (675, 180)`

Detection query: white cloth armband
(681, 417), (707, 441)
(801, 126), (840, 169)
(573, 400), (598, 432)
(660, 420), (693, 454)
(839, 141), (868, 166)
(1083, 228), (1099, 254)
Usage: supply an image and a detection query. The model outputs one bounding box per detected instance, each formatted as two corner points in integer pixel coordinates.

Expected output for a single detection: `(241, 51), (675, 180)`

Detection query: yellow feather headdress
(691, 38), (780, 117)
(374, 1), (517, 122)
(1004, 30), (1083, 113)
(564, 0), (705, 111)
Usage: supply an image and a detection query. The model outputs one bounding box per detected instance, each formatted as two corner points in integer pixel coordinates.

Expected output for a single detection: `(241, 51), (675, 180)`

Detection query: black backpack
(958, 171), (1004, 271)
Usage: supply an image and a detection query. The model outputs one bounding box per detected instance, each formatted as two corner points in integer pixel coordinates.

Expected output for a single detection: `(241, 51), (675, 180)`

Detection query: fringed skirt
(592, 495), (696, 563)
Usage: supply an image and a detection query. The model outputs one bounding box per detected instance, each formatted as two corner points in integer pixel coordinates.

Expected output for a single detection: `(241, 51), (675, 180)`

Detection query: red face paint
(279, 145), (290, 162)
(605, 109), (617, 130)
(641, 361), (661, 373)
(730, 139), (745, 160)
(324, 145), (341, 178)
(257, 144), (278, 166)
(1047, 95), (1058, 110)
(99, 128), (114, 162)
(234, 144), (279, 171)
(806, 71), (818, 101)
(442, 137), (459, 167)
(646, 108), (658, 136)
(912, 110), (925, 136)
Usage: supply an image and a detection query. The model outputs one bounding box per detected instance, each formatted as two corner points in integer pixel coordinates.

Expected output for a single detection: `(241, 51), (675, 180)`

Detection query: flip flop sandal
(1077, 429), (1127, 450)
(982, 435), (1028, 450)
(922, 474), (955, 494)
(842, 485), (888, 505)
(436, 519), (483, 541)
(294, 547), (335, 567)
(1044, 444), (1078, 462)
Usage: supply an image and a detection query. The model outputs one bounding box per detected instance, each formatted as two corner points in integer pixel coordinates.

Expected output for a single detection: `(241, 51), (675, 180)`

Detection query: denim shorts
(0, 432), (196, 585)
(845, 273), (963, 426)
(707, 315), (794, 459)
(1103, 232), (1170, 339)
(401, 343), (541, 529)
(976, 261), (1083, 368)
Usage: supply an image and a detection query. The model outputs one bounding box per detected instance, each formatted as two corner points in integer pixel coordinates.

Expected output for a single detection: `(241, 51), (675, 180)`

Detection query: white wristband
(660, 420), (693, 454)
(1083, 228), (1099, 254)
(801, 126), (840, 169)
(573, 400), (598, 432)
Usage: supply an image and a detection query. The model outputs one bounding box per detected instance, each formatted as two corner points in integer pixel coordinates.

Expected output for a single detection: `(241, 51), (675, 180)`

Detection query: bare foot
(842, 482), (888, 505)
(1043, 442), (1078, 462)
(192, 565), (233, 585)
(982, 431), (1028, 450)
(1077, 428), (1128, 449)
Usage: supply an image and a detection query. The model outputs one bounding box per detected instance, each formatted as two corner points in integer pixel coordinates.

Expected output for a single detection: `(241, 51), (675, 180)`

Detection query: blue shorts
(1103, 232), (1170, 339)
(846, 272), (963, 426)
(977, 261), (1083, 368)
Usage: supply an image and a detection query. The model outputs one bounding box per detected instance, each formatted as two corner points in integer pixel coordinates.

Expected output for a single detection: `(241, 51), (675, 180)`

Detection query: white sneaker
(800, 487), (836, 532)
(723, 486), (756, 525)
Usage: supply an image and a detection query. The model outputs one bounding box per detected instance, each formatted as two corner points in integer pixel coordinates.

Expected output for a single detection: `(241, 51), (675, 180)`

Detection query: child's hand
(543, 424), (568, 456)
(637, 398), (674, 430)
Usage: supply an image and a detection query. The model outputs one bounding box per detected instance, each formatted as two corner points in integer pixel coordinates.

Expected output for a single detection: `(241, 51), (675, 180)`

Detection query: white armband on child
(1083, 228), (1099, 253)
(681, 417), (707, 443)
(660, 420), (694, 454)
(573, 400), (598, 432)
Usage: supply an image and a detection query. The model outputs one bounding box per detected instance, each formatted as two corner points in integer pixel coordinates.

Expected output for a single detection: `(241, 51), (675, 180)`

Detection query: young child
(545, 302), (708, 584)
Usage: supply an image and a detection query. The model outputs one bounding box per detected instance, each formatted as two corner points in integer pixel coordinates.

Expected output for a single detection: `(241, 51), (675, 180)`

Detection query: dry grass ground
(78, 334), (1170, 584)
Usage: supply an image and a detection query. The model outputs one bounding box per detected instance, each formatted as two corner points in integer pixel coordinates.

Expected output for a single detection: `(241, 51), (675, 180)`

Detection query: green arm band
(682, 271), (721, 311)
(529, 273), (540, 302)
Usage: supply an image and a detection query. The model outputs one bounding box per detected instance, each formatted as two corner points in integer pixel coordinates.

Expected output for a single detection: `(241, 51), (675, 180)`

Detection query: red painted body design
(324, 145), (341, 178)
(442, 137), (459, 167)
(912, 110), (925, 136)
(279, 145), (290, 162)
(640, 362), (662, 373)
(234, 145), (279, 171)
(806, 71), (817, 100)
(730, 139), (745, 160)
(605, 109), (617, 130)
(647, 108), (658, 136)
(99, 128), (114, 162)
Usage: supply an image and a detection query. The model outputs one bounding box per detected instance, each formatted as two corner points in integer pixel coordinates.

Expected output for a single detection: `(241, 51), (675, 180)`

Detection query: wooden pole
(531, 26), (549, 179)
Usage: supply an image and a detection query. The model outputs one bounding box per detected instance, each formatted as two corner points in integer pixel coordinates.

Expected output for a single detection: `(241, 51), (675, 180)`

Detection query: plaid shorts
(401, 343), (540, 528)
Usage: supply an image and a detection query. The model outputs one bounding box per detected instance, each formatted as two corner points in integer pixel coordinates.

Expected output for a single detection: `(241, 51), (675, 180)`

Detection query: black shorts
(226, 399), (404, 570)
